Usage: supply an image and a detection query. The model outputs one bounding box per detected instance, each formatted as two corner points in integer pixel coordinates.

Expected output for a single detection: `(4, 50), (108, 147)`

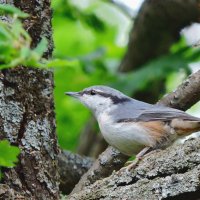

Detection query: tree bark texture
(70, 146), (129, 195)
(157, 70), (200, 111)
(69, 69), (200, 198)
(58, 150), (93, 195)
(70, 138), (200, 200)
(0, 0), (60, 199)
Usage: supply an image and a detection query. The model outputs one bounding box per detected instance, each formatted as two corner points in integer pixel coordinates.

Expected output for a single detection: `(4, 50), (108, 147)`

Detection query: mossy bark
(70, 139), (200, 200)
(0, 0), (60, 199)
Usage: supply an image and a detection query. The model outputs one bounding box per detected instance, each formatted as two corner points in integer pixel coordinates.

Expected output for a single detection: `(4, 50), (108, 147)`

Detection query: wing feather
(117, 105), (200, 123)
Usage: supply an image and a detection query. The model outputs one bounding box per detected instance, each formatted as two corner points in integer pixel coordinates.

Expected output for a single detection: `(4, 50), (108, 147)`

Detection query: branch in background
(58, 150), (93, 194)
(77, 117), (107, 158)
(88, 133), (108, 158)
(157, 70), (200, 110)
(119, 0), (200, 104)
(119, 0), (200, 72)
(77, 117), (97, 156)
(68, 69), (200, 196)
(103, 0), (134, 18)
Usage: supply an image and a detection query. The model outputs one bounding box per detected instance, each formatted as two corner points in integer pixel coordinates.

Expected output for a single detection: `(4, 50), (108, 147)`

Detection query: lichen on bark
(70, 138), (200, 200)
(0, 0), (60, 199)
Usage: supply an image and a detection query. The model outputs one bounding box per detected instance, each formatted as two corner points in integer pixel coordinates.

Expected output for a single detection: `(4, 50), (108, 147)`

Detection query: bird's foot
(126, 159), (140, 171)
(119, 158), (140, 173)
(124, 160), (133, 167)
(119, 147), (152, 173)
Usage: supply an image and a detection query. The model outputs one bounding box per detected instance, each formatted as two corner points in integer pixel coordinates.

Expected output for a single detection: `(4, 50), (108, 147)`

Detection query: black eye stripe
(98, 92), (130, 104)
(81, 90), (130, 104)
(90, 90), (96, 95)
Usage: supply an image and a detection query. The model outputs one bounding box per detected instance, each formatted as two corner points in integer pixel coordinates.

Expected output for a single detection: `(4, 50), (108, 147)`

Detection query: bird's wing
(112, 103), (200, 146)
(138, 107), (200, 121)
(116, 105), (200, 123)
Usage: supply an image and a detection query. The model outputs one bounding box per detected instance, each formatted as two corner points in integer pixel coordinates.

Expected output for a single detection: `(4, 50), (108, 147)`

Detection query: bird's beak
(65, 91), (81, 98)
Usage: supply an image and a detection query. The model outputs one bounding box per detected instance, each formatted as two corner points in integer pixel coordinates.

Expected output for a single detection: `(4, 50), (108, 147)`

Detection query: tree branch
(0, 0), (59, 199)
(70, 138), (200, 199)
(157, 70), (200, 110)
(70, 146), (128, 195)
(119, 0), (200, 72)
(69, 69), (200, 197)
(58, 150), (93, 194)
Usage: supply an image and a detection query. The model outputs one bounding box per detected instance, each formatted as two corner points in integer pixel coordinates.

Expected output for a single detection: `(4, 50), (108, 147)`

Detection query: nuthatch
(66, 85), (200, 170)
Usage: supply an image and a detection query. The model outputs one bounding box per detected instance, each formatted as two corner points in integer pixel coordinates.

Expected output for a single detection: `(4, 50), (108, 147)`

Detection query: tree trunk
(119, 0), (200, 72)
(0, 1), (60, 199)
(58, 150), (93, 195)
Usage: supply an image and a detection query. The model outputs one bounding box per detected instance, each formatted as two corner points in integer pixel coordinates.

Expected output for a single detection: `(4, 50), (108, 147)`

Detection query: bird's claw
(119, 159), (139, 174)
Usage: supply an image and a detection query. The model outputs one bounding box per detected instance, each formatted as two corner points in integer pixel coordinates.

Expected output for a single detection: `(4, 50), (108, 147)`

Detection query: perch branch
(58, 150), (93, 194)
(70, 138), (200, 199)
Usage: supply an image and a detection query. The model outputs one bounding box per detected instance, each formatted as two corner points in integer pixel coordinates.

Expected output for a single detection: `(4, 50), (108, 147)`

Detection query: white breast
(97, 113), (155, 156)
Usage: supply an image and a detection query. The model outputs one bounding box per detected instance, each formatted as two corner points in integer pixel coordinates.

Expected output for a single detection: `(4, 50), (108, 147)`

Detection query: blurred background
(51, 0), (200, 157)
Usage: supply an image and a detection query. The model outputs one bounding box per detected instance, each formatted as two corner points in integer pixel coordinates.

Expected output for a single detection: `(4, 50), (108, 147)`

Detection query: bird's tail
(171, 119), (200, 135)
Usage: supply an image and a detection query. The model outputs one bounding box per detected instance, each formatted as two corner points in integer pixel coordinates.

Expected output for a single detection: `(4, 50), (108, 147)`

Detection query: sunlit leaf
(20, 47), (31, 59)
(0, 24), (12, 40)
(112, 47), (200, 95)
(0, 140), (20, 167)
(46, 59), (80, 68)
(0, 4), (29, 18)
(33, 38), (48, 57)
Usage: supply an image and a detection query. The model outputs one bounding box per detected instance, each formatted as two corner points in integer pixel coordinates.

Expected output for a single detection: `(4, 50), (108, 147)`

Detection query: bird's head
(65, 85), (130, 117)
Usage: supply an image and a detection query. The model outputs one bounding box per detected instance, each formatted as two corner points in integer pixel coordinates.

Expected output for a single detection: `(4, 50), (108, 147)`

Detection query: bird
(65, 85), (200, 170)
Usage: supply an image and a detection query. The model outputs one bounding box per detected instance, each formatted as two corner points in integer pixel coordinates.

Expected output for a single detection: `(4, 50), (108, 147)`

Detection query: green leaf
(20, 47), (31, 59)
(0, 140), (20, 167)
(33, 38), (48, 57)
(0, 4), (29, 18)
(84, 13), (106, 32)
(112, 47), (200, 95)
(46, 58), (80, 68)
(0, 24), (12, 40)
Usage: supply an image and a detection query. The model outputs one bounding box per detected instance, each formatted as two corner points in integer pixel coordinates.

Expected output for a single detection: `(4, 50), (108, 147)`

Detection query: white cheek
(95, 96), (111, 106)
(79, 95), (112, 111)
(79, 96), (92, 108)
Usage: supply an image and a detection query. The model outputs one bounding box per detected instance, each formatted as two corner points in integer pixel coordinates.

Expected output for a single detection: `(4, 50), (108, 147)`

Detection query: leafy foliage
(113, 46), (200, 95)
(0, 140), (20, 179)
(0, 140), (20, 167)
(53, 0), (106, 32)
(0, 4), (28, 18)
(0, 4), (77, 69)
(52, 0), (128, 150)
(0, 4), (46, 68)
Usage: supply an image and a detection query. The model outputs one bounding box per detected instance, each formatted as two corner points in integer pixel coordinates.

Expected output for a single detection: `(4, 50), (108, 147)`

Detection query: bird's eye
(90, 90), (96, 95)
